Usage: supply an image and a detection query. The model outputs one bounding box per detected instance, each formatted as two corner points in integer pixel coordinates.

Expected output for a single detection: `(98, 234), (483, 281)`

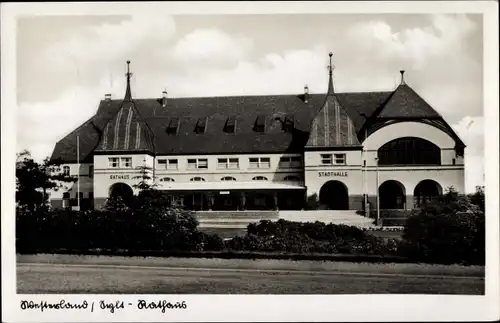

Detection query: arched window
(190, 177), (206, 182)
(221, 176), (236, 181)
(377, 137), (441, 166)
(160, 177), (175, 182)
(89, 166), (94, 178)
(63, 166), (70, 176)
(283, 175), (301, 181)
(252, 176), (268, 181)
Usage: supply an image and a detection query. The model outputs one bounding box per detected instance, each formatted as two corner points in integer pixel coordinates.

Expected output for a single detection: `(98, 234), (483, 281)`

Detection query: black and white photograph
(2, 1), (499, 322)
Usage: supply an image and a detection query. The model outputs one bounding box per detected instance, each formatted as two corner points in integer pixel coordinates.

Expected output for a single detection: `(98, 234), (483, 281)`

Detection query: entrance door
(319, 180), (349, 210)
(379, 180), (406, 209)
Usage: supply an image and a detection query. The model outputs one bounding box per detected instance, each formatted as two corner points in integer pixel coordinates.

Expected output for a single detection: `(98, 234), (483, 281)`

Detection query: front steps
(195, 210), (375, 235)
(278, 210), (376, 228)
(196, 211), (279, 229)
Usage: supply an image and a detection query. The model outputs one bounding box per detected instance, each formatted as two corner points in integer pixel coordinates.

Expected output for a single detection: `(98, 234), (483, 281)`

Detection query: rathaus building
(49, 53), (466, 212)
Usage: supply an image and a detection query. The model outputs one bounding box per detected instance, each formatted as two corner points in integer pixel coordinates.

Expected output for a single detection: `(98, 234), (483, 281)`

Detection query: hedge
(16, 189), (485, 265)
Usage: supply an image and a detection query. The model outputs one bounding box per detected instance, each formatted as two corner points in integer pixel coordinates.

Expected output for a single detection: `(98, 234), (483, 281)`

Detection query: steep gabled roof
(94, 61), (154, 154)
(375, 71), (442, 119)
(94, 101), (155, 153)
(305, 53), (361, 149)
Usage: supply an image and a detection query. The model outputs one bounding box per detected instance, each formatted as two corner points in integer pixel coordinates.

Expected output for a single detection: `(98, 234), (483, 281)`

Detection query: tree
(132, 162), (158, 192)
(131, 161), (173, 209)
(401, 187), (485, 265)
(468, 186), (485, 213)
(16, 151), (76, 213)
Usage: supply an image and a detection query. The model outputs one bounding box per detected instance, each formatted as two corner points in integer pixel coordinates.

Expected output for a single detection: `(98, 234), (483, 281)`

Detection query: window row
(156, 156), (303, 170)
(165, 115), (295, 135)
(108, 157), (132, 168)
(159, 175), (302, 182)
(320, 153), (346, 165)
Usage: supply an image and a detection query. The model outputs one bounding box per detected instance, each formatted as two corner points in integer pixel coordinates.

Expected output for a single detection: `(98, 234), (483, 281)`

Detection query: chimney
(162, 90), (168, 108)
(304, 85), (309, 103)
(104, 93), (112, 101)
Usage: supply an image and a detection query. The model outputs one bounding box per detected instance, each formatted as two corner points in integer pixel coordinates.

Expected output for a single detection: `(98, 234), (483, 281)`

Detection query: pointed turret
(327, 52), (334, 95)
(94, 60), (154, 153)
(124, 60), (133, 101)
(306, 53), (360, 148)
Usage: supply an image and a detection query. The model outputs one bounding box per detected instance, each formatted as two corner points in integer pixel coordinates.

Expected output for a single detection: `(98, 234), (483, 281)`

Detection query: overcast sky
(15, 12), (484, 192)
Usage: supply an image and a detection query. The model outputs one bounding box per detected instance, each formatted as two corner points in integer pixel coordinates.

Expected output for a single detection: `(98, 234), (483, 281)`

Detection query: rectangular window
(334, 154), (346, 165)
(108, 157), (119, 168)
(279, 156), (302, 169)
(167, 117), (179, 135)
(224, 116), (236, 134)
(249, 157), (259, 169)
(188, 158), (208, 169)
(279, 157), (289, 168)
(194, 117), (207, 134)
(321, 154), (333, 165)
(167, 159), (178, 170)
(254, 115), (266, 133)
(217, 158), (228, 169)
(228, 158), (239, 169)
(249, 157), (271, 169)
(158, 159), (167, 166)
(120, 157), (132, 168)
(187, 159), (197, 170)
(88, 192), (94, 199)
(217, 158), (240, 169)
(290, 156), (302, 168)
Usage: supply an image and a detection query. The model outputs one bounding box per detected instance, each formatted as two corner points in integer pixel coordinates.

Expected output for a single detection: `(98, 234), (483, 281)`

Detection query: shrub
(402, 188), (485, 265)
(200, 233), (225, 251)
(16, 202), (202, 253)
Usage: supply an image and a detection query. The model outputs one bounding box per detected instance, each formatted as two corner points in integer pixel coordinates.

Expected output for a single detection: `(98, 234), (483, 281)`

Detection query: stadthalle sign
(318, 171), (348, 177)
(110, 175), (130, 180)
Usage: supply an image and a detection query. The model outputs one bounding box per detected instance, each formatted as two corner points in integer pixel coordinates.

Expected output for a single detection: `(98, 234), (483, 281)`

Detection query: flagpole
(77, 135), (80, 210)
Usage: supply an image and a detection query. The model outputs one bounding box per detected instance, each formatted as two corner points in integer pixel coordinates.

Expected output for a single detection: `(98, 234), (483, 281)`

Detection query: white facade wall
(48, 121), (466, 208)
(304, 150), (363, 197)
(49, 163), (93, 199)
(93, 153), (304, 199)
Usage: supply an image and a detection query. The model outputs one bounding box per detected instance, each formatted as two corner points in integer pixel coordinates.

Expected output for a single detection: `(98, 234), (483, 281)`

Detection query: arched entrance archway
(109, 183), (134, 205)
(379, 180), (406, 209)
(414, 179), (442, 207)
(319, 180), (349, 210)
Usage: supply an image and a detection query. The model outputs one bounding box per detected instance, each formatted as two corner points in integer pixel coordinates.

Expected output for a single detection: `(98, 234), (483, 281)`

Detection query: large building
(49, 54), (465, 212)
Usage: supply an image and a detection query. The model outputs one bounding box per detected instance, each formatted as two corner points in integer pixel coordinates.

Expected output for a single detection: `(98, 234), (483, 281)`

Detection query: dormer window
(253, 115), (266, 133)
(224, 116), (236, 134)
(194, 117), (207, 134)
(167, 117), (180, 135)
(283, 115), (294, 132)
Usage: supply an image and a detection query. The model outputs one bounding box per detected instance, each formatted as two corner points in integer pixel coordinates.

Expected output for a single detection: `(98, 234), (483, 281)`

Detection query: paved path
(17, 255), (484, 294)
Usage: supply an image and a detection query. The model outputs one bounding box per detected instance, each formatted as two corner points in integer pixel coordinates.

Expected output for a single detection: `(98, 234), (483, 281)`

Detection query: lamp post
(360, 113), (369, 215)
(76, 135), (80, 211)
(375, 157), (381, 226)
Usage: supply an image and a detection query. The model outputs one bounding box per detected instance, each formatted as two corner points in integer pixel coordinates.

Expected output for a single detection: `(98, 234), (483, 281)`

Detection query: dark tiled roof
(49, 83), (458, 162)
(376, 84), (441, 119)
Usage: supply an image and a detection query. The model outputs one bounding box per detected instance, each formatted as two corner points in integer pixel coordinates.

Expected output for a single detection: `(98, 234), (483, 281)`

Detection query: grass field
(17, 254), (484, 294)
